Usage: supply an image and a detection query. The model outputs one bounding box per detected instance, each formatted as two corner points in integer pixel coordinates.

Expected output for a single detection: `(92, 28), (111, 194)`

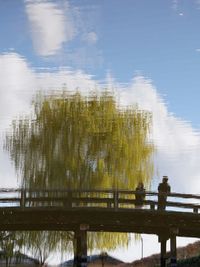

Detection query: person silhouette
(158, 176), (171, 210)
(135, 182), (146, 208)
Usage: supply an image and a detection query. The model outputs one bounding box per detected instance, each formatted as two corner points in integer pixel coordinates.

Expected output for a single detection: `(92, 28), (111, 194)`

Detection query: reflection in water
(5, 91), (154, 190)
(4, 90), (154, 265)
(0, 230), (73, 266)
(1, 55), (200, 262)
(1, 0), (200, 264)
(25, 0), (73, 56)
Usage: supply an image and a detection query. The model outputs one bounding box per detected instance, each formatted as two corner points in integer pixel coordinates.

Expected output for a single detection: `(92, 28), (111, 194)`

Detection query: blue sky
(1, 0), (200, 126)
(1, 0), (200, 263)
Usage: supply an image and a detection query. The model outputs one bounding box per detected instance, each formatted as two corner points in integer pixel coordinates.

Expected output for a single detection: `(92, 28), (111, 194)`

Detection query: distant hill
(60, 254), (124, 267)
(124, 240), (200, 267)
(60, 241), (200, 267)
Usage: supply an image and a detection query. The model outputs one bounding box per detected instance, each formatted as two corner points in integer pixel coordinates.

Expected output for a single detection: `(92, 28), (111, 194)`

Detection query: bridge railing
(0, 189), (200, 213)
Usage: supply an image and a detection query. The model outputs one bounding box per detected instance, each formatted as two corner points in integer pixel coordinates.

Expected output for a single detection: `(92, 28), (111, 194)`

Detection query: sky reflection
(25, 0), (69, 56)
(1, 54), (200, 194)
(1, 0), (200, 264)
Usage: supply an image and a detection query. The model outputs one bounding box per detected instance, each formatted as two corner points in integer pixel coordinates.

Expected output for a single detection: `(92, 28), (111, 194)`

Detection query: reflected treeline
(3, 90), (154, 265)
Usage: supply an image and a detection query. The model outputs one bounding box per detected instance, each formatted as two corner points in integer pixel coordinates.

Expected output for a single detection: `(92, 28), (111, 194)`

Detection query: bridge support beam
(158, 235), (168, 267)
(170, 228), (178, 267)
(20, 189), (26, 208)
(74, 224), (89, 267)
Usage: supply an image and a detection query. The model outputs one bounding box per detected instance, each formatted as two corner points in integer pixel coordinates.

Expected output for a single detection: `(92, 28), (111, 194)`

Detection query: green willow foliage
(5, 90), (154, 259)
(0, 232), (18, 267)
(6, 91), (154, 190)
(87, 231), (130, 252)
(18, 231), (73, 265)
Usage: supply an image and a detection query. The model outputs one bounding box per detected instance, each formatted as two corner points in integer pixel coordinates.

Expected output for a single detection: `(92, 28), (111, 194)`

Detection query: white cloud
(0, 53), (36, 187)
(0, 52), (98, 130)
(116, 76), (200, 193)
(0, 53), (36, 130)
(25, 0), (76, 56)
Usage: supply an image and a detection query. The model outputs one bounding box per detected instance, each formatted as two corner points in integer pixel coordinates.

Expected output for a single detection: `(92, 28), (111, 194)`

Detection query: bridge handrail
(0, 188), (200, 213)
(0, 188), (200, 199)
(0, 188), (200, 200)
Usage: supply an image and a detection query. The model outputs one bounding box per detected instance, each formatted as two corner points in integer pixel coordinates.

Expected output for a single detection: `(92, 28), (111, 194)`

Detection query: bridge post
(114, 191), (118, 210)
(20, 189), (26, 208)
(170, 228), (178, 267)
(158, 235), (168, 267)
(74, 224), (89, 267)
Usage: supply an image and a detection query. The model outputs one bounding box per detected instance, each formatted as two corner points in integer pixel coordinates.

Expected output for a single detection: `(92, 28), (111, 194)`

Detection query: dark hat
(163, 176), (168, 181)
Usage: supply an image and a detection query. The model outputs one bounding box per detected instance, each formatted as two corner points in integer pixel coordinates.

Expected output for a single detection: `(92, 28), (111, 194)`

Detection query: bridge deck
(0, 189), (200, 238)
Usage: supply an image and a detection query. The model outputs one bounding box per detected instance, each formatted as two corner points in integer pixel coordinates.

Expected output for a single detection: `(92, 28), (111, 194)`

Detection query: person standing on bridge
(135, 182), (146, 208)
(158, 176), (171, 210)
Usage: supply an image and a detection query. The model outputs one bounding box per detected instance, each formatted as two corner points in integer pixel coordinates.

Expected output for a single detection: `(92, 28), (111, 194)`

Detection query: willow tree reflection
(6, 91), (154, 189)
(5, 90), (154, 261)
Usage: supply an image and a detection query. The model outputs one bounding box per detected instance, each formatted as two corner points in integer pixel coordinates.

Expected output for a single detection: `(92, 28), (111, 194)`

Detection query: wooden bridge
(0, 188), (200, 267)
